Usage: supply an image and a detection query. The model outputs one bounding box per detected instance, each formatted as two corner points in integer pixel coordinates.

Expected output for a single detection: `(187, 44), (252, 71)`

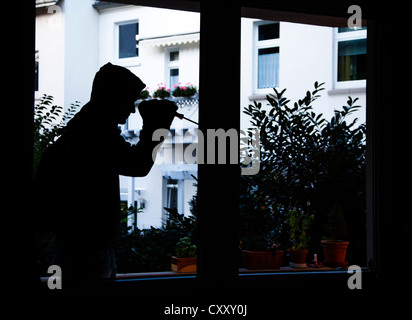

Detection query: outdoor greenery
(115, 177), (198, 273)
(137, 88), (151, 100)
(153, 83), (171, 99)
(286, 207), (314, 250)
(172, 82), (197, 98)
(33, 94), (80, 177)
(323, 204), (349, 241)
(175, 237), (197, 258)
(33, 95), (80, 275)
(240, 82), (366, 264)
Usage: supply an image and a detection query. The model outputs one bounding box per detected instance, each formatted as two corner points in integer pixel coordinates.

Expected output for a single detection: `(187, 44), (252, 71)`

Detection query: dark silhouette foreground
(33, 63), (177, 281)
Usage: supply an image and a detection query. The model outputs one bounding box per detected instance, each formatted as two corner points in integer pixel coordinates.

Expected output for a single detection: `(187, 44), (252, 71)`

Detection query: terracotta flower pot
(242, 250), (283, 270)
(321, 240), (349, 267)
(288, 249), (308, 268)
(171, 256), (197, 273)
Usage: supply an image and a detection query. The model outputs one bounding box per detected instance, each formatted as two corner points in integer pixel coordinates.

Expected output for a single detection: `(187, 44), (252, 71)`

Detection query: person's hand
(138, 99), (178, 131)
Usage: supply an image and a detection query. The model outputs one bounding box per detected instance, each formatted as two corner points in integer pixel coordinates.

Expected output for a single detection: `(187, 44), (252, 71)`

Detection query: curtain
(258, 47), (279, 89)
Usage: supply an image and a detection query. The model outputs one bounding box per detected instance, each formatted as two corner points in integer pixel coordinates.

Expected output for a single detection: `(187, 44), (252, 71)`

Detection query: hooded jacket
(33, 63), (160, 249)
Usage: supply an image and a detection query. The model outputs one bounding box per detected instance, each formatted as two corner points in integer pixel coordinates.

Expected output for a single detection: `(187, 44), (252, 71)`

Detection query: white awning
(140, 32), (200, 48)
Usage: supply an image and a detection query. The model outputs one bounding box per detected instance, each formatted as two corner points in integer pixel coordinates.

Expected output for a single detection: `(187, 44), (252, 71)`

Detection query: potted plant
(171, 237), (197, 273)
(172, 82), (197, 98)
(321, 204), (349, 267)
(241, 239), (283, 270)
(137, 87), (151, 100)
(153, 83), (171, 99)
(239, 192), (284, 270)
(286, 206), (314, 268)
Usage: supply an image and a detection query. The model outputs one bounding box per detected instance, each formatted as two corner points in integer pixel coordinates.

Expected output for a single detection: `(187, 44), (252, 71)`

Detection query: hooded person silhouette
(33, 63), (178, 281)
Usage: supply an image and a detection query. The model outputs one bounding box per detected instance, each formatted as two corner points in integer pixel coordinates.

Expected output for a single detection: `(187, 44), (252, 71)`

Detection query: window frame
(29, 1), (404, 296)
(165, 46), (180, 89)
(333, 27), (367, 90)
(115, 19), (140, 66)
(253, 20), (280, 94)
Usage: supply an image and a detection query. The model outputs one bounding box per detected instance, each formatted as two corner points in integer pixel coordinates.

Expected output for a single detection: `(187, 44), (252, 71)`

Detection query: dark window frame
(21, 0), (408, 295)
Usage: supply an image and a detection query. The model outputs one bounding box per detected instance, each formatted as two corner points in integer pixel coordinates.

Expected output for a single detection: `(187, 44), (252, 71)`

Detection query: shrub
(240, 82), (366, 262)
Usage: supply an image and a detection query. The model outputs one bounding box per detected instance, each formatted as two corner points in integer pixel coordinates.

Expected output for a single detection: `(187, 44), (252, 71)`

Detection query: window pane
(170, 51), (179, 61)
(170, 68), (179, 88)
(258, 23), (279, 40)
(257, 47), (279, 89)
(119, 23), (138, 59)
(241, 17), (367, 275)
(338, 39), (366, 81)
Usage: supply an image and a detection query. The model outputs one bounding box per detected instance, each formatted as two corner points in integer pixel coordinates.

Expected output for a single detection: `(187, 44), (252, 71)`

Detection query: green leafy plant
(137, 87), (151, 100)
(153, 83), (171, 99)
(115, 177), (198, 273)
(33, 94), (80, 275)
(33, 94), (80, 177)
(175, 237), (197, 258)
(323, 204), (349, 241)
(172, 82), (197, 98)
(240, 82), (366, 260)
(286, 205), (314, 250)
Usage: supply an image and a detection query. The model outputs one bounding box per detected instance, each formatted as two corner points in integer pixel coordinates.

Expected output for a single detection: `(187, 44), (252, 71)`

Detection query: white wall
(63, 0), (100, 110)
(241, 18), (366, 131)
(36, 0), (100, 113)
(98, 6), (200, 86)
(35, 7), (66, 108)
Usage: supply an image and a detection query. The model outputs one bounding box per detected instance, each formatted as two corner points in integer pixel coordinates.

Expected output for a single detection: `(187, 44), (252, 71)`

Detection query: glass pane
(338, 39), (367, 81)
(257, 47), (279, 88)
(241, 17), (367, 274)
(170, 68), (179, 88)
(34, 3), (199, 279)
(170, 51), (179, 61)
(258, 22), (279, 40)
(119, 23), (138, 59)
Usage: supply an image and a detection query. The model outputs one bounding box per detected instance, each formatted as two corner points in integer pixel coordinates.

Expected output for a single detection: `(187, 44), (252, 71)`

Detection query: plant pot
(241, 250), (283, 270)
(171, 256), (197, 273)
(288, 249), (308, 268)
(321, 240), (349, 267)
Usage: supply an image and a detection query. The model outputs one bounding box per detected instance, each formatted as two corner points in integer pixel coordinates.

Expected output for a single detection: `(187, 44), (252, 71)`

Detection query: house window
(170, 68), (179, 89)
(334, 27), (367, 88)
(254, 21), (280, 91)
(166, 179), (178, 211)
(118, 22), (139, 59)
(166, 47), (179, 88)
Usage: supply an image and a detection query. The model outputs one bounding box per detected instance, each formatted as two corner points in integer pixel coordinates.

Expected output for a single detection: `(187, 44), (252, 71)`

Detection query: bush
(33, 95), (80, 275)
(240, 82), (366, 263)
(115, 178), (198, 273)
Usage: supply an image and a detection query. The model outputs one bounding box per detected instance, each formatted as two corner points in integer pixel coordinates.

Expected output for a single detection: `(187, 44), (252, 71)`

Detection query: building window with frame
(334, 27), (367, 89)
(166, 47), (179, 88)
(118, 21), (139, 59)
(254, 21), (280, 92)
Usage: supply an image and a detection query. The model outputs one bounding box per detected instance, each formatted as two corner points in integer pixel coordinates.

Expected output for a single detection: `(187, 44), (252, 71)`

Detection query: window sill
(327, 87), (366, 95)
(248, 93), (269, 101)
(39, 265), (363, 283)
